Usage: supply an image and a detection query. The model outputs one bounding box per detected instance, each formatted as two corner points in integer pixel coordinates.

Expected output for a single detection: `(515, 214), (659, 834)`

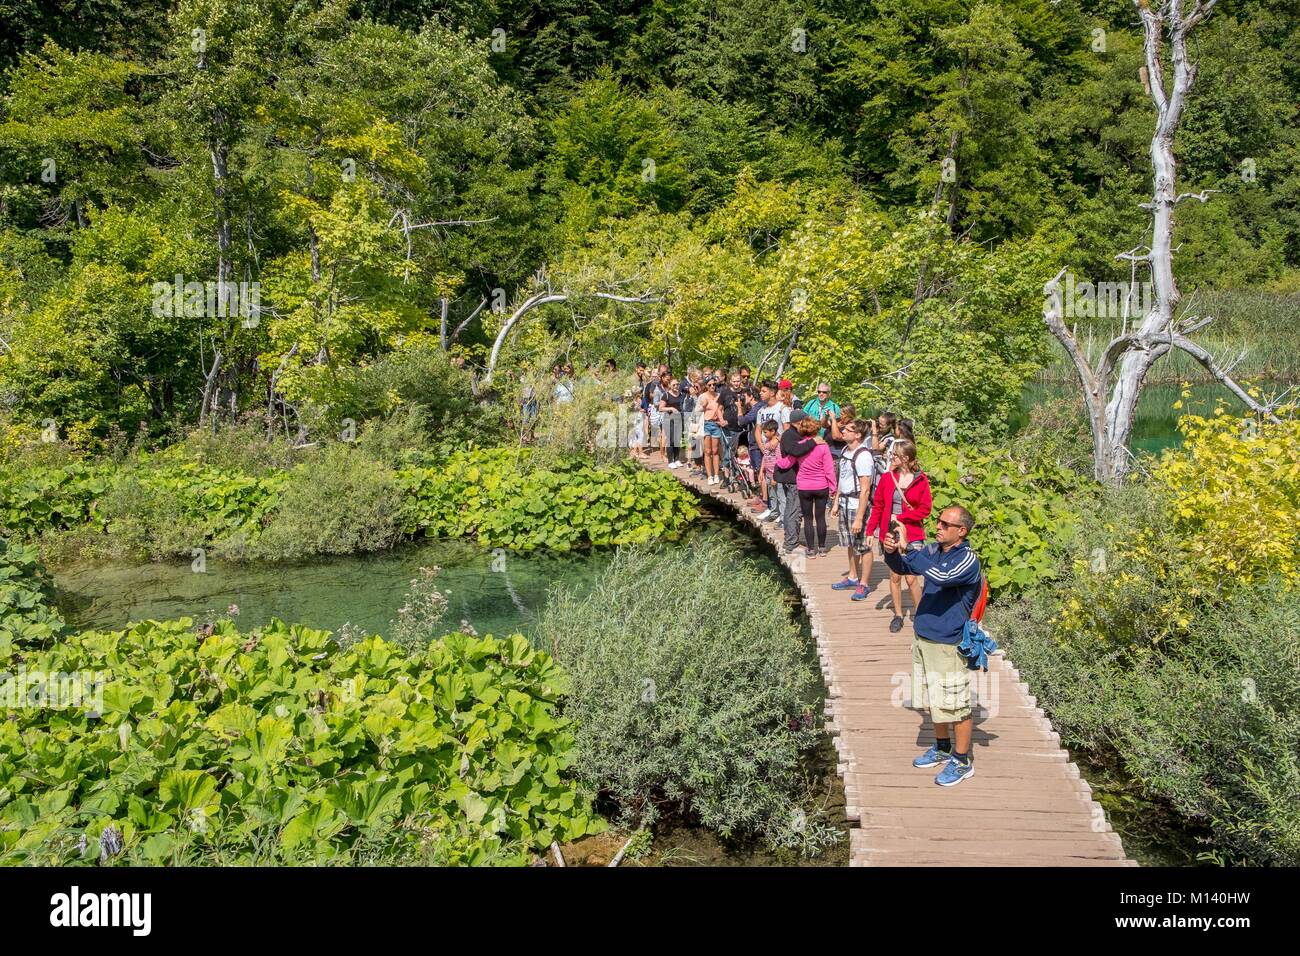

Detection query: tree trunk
(1039, 1), (1283, 485)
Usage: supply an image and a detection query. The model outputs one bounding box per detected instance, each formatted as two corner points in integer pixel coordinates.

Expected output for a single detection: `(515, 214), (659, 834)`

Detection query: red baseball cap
(778, 378), (793, 390)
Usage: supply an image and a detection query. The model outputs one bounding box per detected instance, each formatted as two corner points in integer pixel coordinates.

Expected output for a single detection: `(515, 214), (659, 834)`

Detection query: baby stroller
(720, 432), (758, 498)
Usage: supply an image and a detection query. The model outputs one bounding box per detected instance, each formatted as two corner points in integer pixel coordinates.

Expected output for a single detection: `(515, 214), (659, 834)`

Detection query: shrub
(0, 619), (601, 865)
(923, 441), (1088, 593)
(77, 459), (288, 562)
(296, 342), (504, 456)
(996, 581), (1300, 866)
(1151, 404), (1300, 589)
(252, 445), (402, 560)
(525, 374), (628, 469)
(397, 447), (699, 551)
(537, 540), (840, 856)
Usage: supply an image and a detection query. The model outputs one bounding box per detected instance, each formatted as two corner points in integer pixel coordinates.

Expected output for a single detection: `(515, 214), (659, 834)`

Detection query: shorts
(836, 499), (868, 553)
(703, 421), (724, 438)
(911, 636), (972, 723)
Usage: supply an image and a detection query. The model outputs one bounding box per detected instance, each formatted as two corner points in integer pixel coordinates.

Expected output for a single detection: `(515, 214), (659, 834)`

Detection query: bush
(993, 408), (1300, 865)
(537, 539), (840, 856)
(252, 445), (403, 561)
(525, 373), (628, 470)
(397, 447), (699, 551)
(1151, 405), (1300, 589)
(296, 342), (504, 457)
(996, 582), (1300, 866)
(0, 619), (601, 865)
(923, 441), (1088, 593)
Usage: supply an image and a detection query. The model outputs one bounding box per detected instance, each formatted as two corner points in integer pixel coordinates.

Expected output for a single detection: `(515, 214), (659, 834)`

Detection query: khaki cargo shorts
(911, 636), (972, 723)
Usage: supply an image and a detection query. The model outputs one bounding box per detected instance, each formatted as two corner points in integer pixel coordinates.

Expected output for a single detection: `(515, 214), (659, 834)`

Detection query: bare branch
(1169, 333), (1282, 422)
(1174, 313), (1214, 336)
(1115, 245), (1152, 263)
(1182, 0), (1219, 32)
(449, 297), (488, 345)
(1172, 188), (1219, 205)
(400, 217), (499, 232)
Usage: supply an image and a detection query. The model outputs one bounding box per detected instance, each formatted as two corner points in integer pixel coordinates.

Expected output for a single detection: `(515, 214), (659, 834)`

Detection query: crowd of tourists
(624, 360), (986, 787)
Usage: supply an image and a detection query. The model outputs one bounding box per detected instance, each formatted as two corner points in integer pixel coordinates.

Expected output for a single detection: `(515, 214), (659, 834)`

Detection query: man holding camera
(882, 505), (983, 787)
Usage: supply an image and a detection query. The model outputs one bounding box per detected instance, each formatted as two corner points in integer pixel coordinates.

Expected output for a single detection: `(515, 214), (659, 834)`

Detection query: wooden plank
(642, 453), (1131, 867)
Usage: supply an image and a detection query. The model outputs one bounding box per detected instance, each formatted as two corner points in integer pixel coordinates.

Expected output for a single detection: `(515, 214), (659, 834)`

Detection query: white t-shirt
(756, 401), (786, 435)
(837, 446), (874, 509)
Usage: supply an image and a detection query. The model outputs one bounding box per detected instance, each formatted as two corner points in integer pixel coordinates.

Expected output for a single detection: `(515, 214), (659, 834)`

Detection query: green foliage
(538, 539), (841, 857)
(995, 568), (1300, 867)
(1, 441), (701, 561)
(992, 417), (1300, 865)
(297, 343), (504, 456)
(252, 445), (402, 561)
(0, 619), (600, 865)
(924, 441), (1088, 593)
(0, 537), (66, 652)
(397, 447), (699, 551)
(547, 68), (687, 241)
(0, 460), (110, 539)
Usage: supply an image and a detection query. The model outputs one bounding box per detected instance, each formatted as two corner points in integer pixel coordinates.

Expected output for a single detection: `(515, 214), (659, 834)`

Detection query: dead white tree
(1042, 0), (1281, 484)
(481, 271), (661, 386)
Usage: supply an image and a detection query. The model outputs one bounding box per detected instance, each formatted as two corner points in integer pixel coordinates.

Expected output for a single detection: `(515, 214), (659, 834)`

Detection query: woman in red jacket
(865, 438), (933, 633)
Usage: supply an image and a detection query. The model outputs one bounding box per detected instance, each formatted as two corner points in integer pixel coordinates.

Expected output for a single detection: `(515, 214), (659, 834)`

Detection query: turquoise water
(1018, 380), (1246, 456)
(53, 520), (785, 641)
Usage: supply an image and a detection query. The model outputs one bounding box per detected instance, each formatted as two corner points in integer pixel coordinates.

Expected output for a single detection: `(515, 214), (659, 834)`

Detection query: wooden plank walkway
(644, 453), (1134, 866)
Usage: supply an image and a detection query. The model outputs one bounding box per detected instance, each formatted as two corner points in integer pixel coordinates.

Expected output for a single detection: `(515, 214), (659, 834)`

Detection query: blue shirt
(884, 541), (982, 645)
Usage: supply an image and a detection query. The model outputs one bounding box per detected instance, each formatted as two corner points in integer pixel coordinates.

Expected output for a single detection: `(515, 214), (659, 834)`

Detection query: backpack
(842, 446), (872, 499)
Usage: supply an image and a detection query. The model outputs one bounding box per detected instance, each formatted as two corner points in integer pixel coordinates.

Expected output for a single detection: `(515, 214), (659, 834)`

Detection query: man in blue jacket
(883, 505), (982, 786)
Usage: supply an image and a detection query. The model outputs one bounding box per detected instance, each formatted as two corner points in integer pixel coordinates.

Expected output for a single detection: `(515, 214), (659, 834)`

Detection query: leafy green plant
(0, 461), (111, 538)
(924, 442), (1087, 593)
(0, 617), (601, 866)
(4, 443), (700, 561)
(396, 447), (700, 552)
(0, 537), (66, 653)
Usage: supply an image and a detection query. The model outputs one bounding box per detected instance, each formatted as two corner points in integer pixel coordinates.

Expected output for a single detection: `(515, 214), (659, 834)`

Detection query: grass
(1037, 289), (1300, 385)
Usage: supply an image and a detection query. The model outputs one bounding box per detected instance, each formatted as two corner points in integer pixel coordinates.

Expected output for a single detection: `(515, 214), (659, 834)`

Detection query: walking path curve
(643, 453), (1134, 867)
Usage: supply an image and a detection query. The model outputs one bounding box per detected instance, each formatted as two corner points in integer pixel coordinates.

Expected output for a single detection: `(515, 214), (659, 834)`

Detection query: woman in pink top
(792, 413), (837, 558)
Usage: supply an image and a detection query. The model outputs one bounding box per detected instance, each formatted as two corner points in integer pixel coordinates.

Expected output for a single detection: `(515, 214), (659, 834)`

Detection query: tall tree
(1043, 0), (1284, 485)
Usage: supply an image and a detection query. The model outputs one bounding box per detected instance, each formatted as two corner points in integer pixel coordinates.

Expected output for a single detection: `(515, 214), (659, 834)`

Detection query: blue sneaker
(912, 744), (951, 769)
(851, 584), (872, 602)
(831, 577), (859, 591)
(934, 755), (975, 787)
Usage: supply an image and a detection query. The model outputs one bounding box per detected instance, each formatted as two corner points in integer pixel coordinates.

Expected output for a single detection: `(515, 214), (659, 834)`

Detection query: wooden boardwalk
(644, 453), (1133, 867)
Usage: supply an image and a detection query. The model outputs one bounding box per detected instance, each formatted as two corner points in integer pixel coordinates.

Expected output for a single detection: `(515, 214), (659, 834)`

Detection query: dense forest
(1, 0), (1297, 446)
(1, 1), (1298, 870)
